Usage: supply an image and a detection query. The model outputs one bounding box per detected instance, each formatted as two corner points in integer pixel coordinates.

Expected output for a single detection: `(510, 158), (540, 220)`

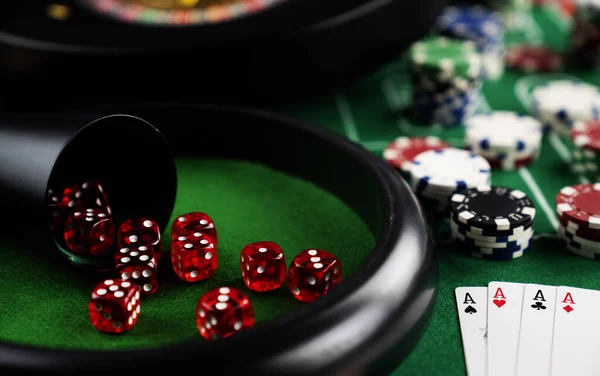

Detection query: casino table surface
(273, 4), (600, 375)
(1, 3), (599, 376)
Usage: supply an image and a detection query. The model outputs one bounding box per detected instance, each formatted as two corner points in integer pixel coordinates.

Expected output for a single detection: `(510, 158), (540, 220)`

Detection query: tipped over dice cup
(0, 114), (176, 271)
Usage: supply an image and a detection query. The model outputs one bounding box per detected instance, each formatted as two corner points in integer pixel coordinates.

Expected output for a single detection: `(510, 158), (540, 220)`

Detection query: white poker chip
(466, 111), (543, 154)
(531, 80), (600, 134)
(409, 147), (491, 192)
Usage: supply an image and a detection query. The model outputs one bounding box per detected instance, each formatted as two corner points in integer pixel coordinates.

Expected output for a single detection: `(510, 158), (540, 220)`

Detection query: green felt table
(2, 3), (600, 376)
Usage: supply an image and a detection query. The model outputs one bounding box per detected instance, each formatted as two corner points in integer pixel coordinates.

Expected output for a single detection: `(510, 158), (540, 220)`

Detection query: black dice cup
(0, 113), (177, 271)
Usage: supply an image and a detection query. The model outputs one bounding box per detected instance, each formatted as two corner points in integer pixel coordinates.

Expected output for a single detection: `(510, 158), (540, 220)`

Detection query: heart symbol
(493, 299), (506, 308)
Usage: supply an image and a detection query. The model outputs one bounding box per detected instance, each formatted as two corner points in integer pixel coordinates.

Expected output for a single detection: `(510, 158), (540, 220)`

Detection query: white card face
(515, 284), (557, 376)
(551, 286), (600, 376)
(455, 287), (488, 376)
(487, 281), (526, 376)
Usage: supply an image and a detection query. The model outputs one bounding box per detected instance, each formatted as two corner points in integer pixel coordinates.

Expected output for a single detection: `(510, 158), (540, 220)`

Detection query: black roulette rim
(0, 104), (438, 375)
(0, 0), (370, 53)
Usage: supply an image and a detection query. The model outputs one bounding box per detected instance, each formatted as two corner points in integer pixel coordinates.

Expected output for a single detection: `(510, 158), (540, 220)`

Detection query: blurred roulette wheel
(0, 0), (447, 109)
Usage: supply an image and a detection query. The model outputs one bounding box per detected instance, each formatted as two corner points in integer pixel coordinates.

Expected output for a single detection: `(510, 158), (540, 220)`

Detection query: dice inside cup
(46, 181), (115, 257)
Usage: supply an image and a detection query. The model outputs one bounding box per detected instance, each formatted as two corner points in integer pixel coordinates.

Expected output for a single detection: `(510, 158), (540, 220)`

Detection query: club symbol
(464, 305), (477, 314)
(531, 302), (547, 310)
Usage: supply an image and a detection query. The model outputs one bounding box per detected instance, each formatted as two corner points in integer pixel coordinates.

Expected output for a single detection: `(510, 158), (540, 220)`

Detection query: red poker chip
(383, 136), (449, 173)
(505, 45), (565, 73)
(560, 217), (600, 241)
(556, 183), (600, 230)
(571, 120), (600, 152)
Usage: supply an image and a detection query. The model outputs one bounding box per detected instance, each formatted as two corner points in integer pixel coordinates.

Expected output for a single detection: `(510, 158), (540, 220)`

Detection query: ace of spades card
(455, 287), (487, 376)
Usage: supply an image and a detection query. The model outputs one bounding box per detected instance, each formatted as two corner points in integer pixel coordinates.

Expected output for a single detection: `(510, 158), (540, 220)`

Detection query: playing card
(515, 284), (557, 376)
(550, 286), (600, 376)
(455, 287), (488, 376)
(487, 281), (526, 376)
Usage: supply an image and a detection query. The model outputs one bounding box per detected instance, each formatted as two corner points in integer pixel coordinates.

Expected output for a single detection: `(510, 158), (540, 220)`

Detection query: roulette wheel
(0, 0), (448, 109)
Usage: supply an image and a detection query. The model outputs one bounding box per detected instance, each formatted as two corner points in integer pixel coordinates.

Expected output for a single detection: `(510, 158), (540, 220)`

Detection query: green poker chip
(409, 36), (483, 82)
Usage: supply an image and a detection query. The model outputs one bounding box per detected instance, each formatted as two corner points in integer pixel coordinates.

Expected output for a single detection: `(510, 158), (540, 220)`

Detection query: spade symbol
(464, 305), (477, 314)
(531, 302), (547, 310)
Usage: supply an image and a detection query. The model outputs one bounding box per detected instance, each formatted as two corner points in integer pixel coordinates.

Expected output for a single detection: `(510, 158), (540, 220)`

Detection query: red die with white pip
(117, 217), (162, 252)
(62, 181), (111, 214)
(171, 212), (218, 246)
(63, 208), (114, 255)
(115, 245), (158, 296)
(89, 279), (141, 333)
(288, 249), (342, 303)
(240, 241), (286, 292)
(171, 232), (217, 282)
(196, 287), (254, 340)
(47, 188), (65, 233)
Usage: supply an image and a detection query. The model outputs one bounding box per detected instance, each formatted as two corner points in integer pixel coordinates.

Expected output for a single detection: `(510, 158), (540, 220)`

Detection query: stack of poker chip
(556, 183), (600, 260)
(437, 6), (506, 81)
(504, 45), (565, 73)
(570, 120), (600, 180)
(408, 147), (491, 213)
(451, 185), (536, 260)
(409, 36), (483, 127)
(531, 80), (600, 136)
(382, 136), (449, 177)
(570, 0), (600, 69)
(465, 111), (543, 170)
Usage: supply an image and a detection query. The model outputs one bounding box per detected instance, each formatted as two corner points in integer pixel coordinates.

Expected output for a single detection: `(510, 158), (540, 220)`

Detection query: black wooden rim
(0, 104), (438, 375)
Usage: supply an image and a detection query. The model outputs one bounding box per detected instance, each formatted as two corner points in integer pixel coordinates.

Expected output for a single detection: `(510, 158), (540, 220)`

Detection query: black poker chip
(450, 186), (536, 232)
(450, 214), (534, 237)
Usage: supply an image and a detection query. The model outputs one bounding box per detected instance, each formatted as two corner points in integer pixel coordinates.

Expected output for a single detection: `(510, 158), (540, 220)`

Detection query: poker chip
(408, 148), (491, 213)
(450, 217), (534, 243)
(382, 136), (449, 174)
(451, 213), (534, 236)
(411, 148), (491, 190)
(409, 36), (483, 81)
(436, 6), (505, 80)
(449, 184), (535, 260)
(560, 224), (600, 249)
(531, 80), (600, 136)
(504, 45), (565, 73)
(452, 230), (532, 249)
(572, 120), (600, 152)
(451, 185), (536, 231)
(564, 243), (600, 260)
(409, 36), (483, 126)
(468, 246), (531, 261)
(555, 183), (600, 259)
(555, 183), (600, 230)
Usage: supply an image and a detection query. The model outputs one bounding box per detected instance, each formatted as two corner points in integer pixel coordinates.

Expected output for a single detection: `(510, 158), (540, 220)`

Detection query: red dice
(62, 181), (111, 214)
(47, 188), (65, 233)
(117, 218), (162, 249)
(115, 245), (158, 296)
(196, 287), (254, 340)
(89, 279), (141, 333)
(288, 249), (342, 303)
(240, 241), (286, 292)
(171, 212), (218, 246)
(171, 232), (217, 282)
(63, 209), (114, 255)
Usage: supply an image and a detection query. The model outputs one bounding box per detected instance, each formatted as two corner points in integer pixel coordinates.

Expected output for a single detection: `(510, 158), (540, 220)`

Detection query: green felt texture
(270, 5), (600, 375)
(0, 159), (374, 350)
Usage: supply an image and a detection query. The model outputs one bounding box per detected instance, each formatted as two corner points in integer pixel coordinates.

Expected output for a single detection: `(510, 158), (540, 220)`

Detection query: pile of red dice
(46, 181), (343, 340)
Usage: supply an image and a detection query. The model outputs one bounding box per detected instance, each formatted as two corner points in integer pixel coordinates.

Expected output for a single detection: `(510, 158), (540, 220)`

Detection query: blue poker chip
(437, 6), (504, 51)
(470, 246), (531, 261)
(453, 233), (533, 253)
